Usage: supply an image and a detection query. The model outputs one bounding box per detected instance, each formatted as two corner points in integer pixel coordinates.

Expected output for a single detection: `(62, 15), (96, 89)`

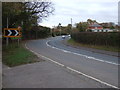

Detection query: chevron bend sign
(4, 28), (22, 37)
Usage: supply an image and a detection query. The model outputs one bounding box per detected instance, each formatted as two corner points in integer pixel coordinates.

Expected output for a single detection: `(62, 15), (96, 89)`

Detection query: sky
(39, 0), (119, 28)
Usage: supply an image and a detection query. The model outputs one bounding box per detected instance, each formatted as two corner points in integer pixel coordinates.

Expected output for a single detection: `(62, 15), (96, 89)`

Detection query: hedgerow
(71, 32), (120, 47)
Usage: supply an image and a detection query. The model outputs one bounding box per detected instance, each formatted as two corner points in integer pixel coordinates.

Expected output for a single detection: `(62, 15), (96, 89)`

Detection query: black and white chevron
(5, 30), (19, 36)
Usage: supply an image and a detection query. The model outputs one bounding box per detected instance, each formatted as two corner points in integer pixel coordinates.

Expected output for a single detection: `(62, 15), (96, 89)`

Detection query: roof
(90, 24), (102, 27)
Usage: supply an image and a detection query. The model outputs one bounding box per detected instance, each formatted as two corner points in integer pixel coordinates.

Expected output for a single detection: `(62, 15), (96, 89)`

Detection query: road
(26, 36), (119, 88)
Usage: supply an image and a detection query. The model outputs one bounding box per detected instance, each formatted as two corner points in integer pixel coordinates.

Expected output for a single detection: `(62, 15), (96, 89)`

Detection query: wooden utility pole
(70, 18), (72, 34)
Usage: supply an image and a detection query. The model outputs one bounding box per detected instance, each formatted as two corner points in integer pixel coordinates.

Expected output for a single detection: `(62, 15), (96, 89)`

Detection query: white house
(91, 29), (116, 32)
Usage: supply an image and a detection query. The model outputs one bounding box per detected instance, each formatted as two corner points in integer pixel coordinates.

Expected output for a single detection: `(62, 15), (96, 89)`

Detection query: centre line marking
(46, 40), (119, 66)
(25, 43), (119, 89)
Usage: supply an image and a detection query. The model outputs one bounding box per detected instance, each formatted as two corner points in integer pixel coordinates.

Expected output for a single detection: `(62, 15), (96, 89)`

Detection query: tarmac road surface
(26, 36), (119, 88)
(3, 36), (119, 88)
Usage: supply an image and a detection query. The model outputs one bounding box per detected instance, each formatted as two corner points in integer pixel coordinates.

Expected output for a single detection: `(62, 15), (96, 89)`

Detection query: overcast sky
(39, 0), (119, 28)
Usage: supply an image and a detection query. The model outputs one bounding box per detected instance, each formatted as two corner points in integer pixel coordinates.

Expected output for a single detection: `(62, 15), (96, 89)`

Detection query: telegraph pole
(70, 18), (72, 35)
(71, 18), (72, 26)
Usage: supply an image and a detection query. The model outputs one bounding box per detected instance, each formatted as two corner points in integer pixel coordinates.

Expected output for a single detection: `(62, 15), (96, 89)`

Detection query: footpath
(2, 60), (105, 88)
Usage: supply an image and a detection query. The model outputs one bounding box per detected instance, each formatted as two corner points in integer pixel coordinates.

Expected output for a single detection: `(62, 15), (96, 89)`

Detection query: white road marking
(66, 67), (119, 89)
(25, 44), (64, 67)
(38, 54), (65, 67)
(15, 30), (18, 36)
(25, 43), (119, 89)
(46, 40), (119, 66)
(8, 30), (12, 36)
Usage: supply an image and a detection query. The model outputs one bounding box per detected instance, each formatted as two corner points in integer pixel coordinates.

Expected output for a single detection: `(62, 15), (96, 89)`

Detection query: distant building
(86, 19), (118, 32)
(87, 23), (117, 32)
(88, 24), (103, 30)
(89, 29), (116, 32)
(100, 22), (115, 28)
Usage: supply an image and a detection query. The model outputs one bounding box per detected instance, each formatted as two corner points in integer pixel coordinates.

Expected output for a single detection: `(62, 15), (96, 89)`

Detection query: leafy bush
(71, 32), (120, 48)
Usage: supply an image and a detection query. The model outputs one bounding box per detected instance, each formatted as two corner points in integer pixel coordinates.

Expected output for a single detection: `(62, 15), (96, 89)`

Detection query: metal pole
(60, 27), (61, 36)
(18, 39), (19, 46)
(6, 17), (9, 46)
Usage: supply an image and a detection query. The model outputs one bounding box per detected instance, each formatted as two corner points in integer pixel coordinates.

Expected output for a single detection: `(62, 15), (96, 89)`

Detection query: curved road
(26, 36), (119, 88)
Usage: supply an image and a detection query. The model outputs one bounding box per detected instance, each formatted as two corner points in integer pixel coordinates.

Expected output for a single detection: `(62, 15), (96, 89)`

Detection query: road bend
(26, 36), (119, 88)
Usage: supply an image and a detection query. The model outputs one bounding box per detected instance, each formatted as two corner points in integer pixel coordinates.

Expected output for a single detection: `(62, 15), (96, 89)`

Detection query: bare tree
(25, 2), (55, 22)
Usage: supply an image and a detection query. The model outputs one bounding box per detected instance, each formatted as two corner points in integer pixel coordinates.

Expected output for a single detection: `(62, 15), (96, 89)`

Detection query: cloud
(39, 0), (119, 28)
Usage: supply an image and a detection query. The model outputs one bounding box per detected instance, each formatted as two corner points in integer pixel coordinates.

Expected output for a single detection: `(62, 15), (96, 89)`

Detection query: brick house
(88, 24), (103, 30)
(87, 23), (103, 32)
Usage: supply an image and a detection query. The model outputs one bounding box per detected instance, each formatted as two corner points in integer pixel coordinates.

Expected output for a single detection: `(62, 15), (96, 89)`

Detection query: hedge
(71, 32), (120, 48)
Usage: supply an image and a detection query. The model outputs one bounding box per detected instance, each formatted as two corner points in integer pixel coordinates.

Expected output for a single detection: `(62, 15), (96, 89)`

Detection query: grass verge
(3, 42), (42, 67)
(68, 39), (120, 52)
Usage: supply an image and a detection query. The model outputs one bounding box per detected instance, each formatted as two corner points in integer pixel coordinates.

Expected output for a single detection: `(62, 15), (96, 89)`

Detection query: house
(86, 19), (118, 32)
(88, 24), (103, 30)
(88, 28), (117, 32)
(100, 22), (115, 28)
(96, 29), (113, 32)
(87, 23), (103, 32)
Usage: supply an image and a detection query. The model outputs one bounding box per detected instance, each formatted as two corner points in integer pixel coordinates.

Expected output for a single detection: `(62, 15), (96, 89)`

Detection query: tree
(2, 2), (54, 28)
(76, 22), (88, 32)
(110, 26), (115, 29)
(25, 2), (55, 23)
(87, 19), (97, 25)
(2, 2), (55, 39)
(2, 2), (25, 28)
(66, 24), (72, 34)
(87, 19), (93, 24)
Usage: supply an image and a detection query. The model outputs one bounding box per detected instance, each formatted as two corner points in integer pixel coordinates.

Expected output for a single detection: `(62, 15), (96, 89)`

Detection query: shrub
(71, 32), (120, 48)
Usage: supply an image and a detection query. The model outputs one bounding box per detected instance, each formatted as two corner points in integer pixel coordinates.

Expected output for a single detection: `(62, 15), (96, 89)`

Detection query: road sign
(4, 28), (22, 37)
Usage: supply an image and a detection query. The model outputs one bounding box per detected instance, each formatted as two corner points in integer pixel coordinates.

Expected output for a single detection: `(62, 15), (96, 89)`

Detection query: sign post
(4, 28), (22, 46)
(6, 17), (9, 46)
(4, 28), (21, 37)
(17, 26), (22, 46)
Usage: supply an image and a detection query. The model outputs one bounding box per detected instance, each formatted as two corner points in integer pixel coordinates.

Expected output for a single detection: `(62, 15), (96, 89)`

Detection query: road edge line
(25, 42), (119, 89)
